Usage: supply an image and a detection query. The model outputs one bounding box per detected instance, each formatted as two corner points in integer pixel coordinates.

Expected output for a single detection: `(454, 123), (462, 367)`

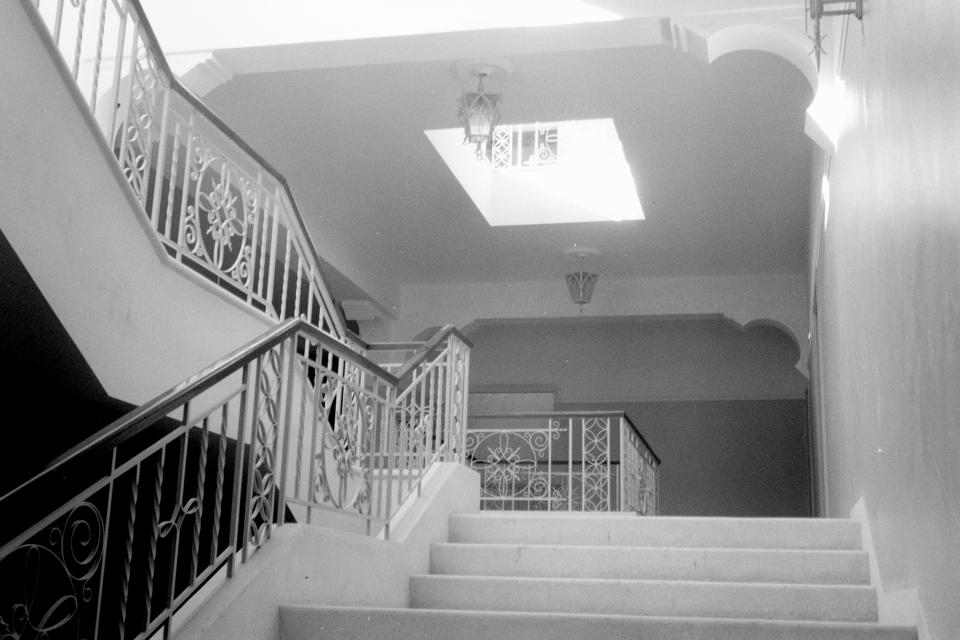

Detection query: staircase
(280, 512), (917, 640)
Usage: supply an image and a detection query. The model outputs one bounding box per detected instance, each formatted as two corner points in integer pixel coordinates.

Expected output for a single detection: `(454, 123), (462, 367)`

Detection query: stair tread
(281, 606), (916, 640)
(453, 513), (860, 522)
(430, 543), (871, 584)
(449, 513), (863, 550)
(412, 574), (875, 590)
(434, 541), (869, 554)
(410, 574), (878, 623)
(288, 604), (910, 628)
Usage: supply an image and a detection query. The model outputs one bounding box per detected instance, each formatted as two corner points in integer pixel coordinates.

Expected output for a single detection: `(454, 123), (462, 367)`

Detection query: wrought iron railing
(0, 320), (471, 639)
(465, 412), (659, 514)
(25, 0), (345, 337)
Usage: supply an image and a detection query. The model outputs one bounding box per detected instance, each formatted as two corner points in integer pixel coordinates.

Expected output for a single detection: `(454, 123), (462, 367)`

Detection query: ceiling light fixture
(564, 246), (600, 315)
(457, 62), (509, 160)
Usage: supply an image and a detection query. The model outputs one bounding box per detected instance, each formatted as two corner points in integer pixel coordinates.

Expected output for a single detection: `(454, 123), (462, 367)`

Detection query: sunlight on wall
(806, 76), (855, 152)
(821, 173), (831, 229)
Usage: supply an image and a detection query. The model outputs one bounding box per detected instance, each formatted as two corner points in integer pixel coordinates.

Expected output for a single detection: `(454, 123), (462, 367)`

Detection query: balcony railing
(466, 412), (659, 514)
(25, 0), (345, 337)
(0, 320), (471, 640)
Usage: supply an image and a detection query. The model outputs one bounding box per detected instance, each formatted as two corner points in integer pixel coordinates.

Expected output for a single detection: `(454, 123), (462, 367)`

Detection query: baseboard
(849, 496), (923, 634)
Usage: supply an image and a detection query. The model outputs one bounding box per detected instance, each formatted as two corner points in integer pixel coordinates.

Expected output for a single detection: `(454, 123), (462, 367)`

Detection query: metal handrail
(0, 317), (471, 639)
(2, 319), (391, 504)
(120, 0), (346, 336)
(395, 325), (473, 387)
(468, 410), (659, 464)
(24, 0), (347, 338)
(621, 413), (661, 465)
(466, 411), (659, 513)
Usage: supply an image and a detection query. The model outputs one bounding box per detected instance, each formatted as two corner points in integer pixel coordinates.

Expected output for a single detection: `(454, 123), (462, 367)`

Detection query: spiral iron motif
(465, 430), (556, 506)
(581, 417), (609, 511)
(448, 342), (466, 457)
(312, 380), (370, 516)
(119, 42), (161, 203)
(249, 349), (282, 547)
(0, 501), (105, 640)
(183, 141), (258, 289)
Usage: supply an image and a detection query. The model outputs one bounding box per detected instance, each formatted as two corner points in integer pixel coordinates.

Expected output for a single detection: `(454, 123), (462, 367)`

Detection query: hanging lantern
(566, 271), (598, 306)
(458, 72), (502, 160)
(564, 245), (600, 313)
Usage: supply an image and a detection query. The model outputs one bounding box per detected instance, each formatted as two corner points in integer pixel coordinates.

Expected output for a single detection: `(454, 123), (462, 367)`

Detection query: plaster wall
(174, 463), (479, 640)
(814, 3), (960, 637)
(0, 1), (272, 404)
(559, 399), (811, 517)
(467, 316), (807, 403)
(397, 273), (809, 359)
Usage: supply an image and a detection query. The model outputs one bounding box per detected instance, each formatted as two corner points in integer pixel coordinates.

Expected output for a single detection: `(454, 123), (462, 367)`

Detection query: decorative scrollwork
(0, 501), (105, 640)
(182, 138), (260, 289)
(489, 123), (559, 169)
(119, 41), (162, 203)
(311, 379), (371, 517)
(466, 430), (558, 506)
(158, 497), (201, 541)
(448, 341), (466, 457)
(249, 348), (282, 547)
(581, 417), (610, 511)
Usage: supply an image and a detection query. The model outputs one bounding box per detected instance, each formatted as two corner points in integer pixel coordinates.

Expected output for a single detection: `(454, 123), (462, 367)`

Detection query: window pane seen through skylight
(426, 118), (643, 227)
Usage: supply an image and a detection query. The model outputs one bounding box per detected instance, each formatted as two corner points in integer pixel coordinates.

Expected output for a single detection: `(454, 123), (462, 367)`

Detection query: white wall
(1, 0), (274, 404)
(814, 4), (960, 638)
(175, 463), (479, 640)
(398, 273), (809, 367)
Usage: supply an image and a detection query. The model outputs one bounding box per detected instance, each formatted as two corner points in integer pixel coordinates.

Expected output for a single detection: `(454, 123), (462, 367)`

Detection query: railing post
(92, 447), (118, 639)
(546, 418), (553, 512)
(443, 339), (455, 462)
(606, 416), (612, 512)
(458, 344), (470, 464)
(567, 417), (574, 511)
(276, 336), (296, 526)
(618, 417), (626, 512)
(228, 361), (252, 574)
(382, 385), (397, 540)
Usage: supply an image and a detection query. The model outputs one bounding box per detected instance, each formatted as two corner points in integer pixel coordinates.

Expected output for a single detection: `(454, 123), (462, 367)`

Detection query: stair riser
(431, 544), (870, 585)
(449, 515), (863, 550)
(281, 607), (917, 640)
(409, 576), (878, 623)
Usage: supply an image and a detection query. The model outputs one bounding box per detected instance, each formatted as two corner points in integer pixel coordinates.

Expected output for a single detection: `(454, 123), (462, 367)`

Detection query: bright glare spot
(141, 0), (621, 52)
(425, 119), (643, 227)
(821, 174), (830, 228)
(806, 77), (854, 151)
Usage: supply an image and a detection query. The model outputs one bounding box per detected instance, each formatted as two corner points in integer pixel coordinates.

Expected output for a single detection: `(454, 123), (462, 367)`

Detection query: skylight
(141, 0), (621, 52)
(425, 118), (644, 227)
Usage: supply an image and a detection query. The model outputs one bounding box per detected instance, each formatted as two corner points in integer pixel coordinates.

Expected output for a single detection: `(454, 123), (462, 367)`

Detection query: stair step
(280, 606), (916, 640)
(449, 513), (863, 550)
(409, 575), (878, 622)
(431, 543), (871, 585)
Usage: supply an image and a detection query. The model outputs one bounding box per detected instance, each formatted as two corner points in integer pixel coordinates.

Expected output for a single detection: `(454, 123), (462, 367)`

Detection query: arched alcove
(466, 314), (812, 517)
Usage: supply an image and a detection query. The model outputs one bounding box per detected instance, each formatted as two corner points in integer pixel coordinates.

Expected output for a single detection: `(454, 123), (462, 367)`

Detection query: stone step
(430, 543), (871, 585)
(449, 513), (863, 550)
(409, 575), (878, 623)
(280, 606), (917, 640)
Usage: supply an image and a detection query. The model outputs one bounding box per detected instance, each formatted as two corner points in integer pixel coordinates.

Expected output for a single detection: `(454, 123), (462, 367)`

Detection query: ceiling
(193, 9), (816, 311)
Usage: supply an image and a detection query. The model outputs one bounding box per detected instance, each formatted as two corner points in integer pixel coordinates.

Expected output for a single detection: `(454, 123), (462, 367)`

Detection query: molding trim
(849, 497), (925, 634)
